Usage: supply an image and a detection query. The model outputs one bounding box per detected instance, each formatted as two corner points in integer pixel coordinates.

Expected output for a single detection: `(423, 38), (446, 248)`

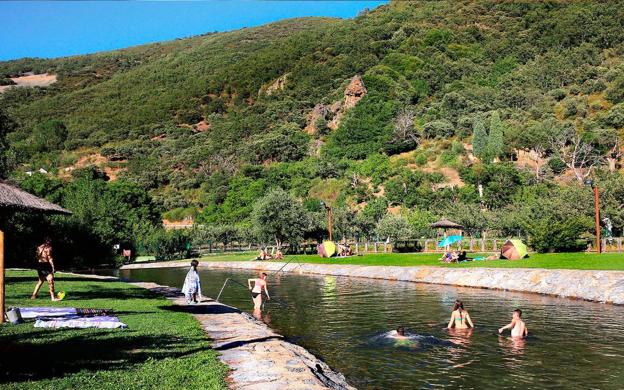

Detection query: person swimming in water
(447, 300), (474, 329)
(248, 272), (270, 309)
(390, 326), (409, 340)
(499, 308), (528, 338)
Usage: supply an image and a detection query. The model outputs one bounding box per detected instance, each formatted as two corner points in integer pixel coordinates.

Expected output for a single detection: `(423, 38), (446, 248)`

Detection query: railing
(190, 237), (624, 257)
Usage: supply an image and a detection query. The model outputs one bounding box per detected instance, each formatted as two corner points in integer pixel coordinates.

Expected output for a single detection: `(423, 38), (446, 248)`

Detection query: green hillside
(1, 1), (624, 265)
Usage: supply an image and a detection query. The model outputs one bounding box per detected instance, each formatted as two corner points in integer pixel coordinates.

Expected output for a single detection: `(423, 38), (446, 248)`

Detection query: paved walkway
(130, 282), (354, 390)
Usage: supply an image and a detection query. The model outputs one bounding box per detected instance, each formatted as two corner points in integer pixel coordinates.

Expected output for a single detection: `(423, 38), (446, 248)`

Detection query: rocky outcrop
(123, 261), (624, 305)
(304, 75), (367, 135)
(260, 73), (289, 96)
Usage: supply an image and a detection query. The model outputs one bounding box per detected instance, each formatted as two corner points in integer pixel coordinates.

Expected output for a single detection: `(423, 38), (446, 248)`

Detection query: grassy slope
(193, 251), (624, 270)
(0, 271), (227, 389)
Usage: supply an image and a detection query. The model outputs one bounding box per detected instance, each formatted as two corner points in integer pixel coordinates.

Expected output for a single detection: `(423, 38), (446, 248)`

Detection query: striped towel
(19, 307), (110, 319)
(34, 315), (127, 329)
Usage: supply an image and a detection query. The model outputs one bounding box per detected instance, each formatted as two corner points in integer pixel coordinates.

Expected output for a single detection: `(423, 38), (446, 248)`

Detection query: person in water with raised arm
(248, 272), (270, 309)
(447, 300), (474, 329)
(499, 308), (528, 338)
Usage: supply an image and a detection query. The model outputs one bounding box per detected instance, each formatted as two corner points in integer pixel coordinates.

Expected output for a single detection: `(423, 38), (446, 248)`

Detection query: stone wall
(122, 261), (624, 305)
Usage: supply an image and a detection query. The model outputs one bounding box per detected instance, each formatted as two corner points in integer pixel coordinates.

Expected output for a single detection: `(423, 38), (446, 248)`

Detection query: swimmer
(248, 272), (270, 310)
(447, 300), (474, 329)
(390, 326), (409, 340)
(498, 309), (528, 338)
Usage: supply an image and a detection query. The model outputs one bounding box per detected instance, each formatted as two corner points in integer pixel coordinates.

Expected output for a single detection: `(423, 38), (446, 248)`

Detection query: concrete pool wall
(121, 261), (624, 305)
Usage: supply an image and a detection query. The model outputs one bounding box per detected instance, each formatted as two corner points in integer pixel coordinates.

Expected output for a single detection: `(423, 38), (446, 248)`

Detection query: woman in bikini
(447, 300), (474, 329)
(248, 272), (270, 309)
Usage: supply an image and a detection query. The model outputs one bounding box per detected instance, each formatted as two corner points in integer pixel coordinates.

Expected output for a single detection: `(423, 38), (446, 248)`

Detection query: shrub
(422, 120), (454, 139)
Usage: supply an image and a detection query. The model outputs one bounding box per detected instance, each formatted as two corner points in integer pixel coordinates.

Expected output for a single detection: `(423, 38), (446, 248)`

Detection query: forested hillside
(1, 1), (624, 265)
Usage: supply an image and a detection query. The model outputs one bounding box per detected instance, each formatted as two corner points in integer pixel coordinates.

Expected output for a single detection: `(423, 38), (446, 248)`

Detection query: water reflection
(119, 267), (624, 389)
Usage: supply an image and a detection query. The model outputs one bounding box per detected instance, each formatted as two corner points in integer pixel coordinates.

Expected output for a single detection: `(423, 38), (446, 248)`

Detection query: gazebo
(0, 181), (71, 323)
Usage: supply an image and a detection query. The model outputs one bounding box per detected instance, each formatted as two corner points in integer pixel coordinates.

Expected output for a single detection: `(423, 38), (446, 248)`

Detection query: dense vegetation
(2, 1), (624, 265)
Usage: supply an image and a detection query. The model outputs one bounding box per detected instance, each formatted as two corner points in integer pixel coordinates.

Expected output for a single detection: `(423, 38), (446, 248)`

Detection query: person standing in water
(181, 260), (202, 304)
(447, 300), (474, 329)
(31, 237), (61, 301)
(499, 309), (528, 338)
(248, 272), (270, 309)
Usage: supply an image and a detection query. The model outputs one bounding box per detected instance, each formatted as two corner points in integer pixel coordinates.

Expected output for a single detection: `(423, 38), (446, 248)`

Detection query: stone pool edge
(63, 272), (355, 390)
(121, 261), (624, 305)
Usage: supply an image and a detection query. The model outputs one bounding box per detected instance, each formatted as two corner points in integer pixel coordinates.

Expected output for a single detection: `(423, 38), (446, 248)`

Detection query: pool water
(118, 267), (624, 389)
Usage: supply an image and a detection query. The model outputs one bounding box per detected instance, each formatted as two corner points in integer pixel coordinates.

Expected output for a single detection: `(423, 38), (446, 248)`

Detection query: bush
(414, 153), (428, 166)
(547, 157), (567, 174)
(422, 120), (454, 139)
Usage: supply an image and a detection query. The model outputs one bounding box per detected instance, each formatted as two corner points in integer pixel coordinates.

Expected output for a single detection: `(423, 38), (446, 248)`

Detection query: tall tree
(471, 115), (488, 162)
(487, 111), (505, 161)
(252, 188), (307, 248)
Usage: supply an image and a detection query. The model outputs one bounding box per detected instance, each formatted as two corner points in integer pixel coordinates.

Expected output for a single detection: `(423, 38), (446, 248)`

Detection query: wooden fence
(190, 237), (624, 256)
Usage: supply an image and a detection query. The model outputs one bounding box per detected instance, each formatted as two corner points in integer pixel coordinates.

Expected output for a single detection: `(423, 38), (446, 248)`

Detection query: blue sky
(0, 1), (387, 61)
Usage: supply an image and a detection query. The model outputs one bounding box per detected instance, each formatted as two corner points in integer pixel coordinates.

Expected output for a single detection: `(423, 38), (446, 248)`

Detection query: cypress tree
(472, 115), (488, 161)
(488, 111), (505, 161)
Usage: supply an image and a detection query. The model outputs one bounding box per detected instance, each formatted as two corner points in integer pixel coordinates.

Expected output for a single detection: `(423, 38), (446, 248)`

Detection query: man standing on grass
(31, 237), (61, 301)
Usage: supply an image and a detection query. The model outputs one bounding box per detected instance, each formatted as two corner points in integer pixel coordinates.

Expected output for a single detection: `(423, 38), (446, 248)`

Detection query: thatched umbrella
(0, 181), (71, 323)
(430, 218), (463, 230)
(430, 218), (464, 245)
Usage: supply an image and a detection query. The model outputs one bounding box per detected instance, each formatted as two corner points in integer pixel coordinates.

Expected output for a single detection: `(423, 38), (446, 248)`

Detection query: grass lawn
(0, 271), (227, 389)
(192, 251), (624, 271)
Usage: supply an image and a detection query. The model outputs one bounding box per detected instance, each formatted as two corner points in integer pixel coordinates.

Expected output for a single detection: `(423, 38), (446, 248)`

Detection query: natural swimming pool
(117, 267), (624, 389)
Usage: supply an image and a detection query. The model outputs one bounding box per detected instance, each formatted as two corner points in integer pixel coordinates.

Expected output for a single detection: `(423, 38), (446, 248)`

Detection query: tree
(549, 126), (602, 183)
(385, 107), (419, 154)
(251, 188), (307, 248)
(375, 213), (413, 243)
(0, 108), (14, 179)
(472, 116), (488, 162)
(31, 120), (68, 152)
(487, 111), (505, 161)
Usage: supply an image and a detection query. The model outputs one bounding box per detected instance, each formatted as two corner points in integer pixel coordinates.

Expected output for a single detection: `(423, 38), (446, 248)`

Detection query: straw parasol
(430, 218), (463, 230)
(0, 181), (71, 323)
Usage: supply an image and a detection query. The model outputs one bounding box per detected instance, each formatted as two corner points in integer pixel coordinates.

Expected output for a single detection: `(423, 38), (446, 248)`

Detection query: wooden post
(355, 242), (359, 254)
(328, 207), (333, 242)
(0, 228), (4, 324)
(364, 242), (368, 252)
(374, 242), (378, 253)
(617, 238), (622, 253)
(595, 186), (601, 254)
(481, 239), (485, 252)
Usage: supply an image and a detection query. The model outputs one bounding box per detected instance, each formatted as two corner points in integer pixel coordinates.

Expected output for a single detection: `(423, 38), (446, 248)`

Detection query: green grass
(0, 271), (227, 389)
(189, 251), (624, 271)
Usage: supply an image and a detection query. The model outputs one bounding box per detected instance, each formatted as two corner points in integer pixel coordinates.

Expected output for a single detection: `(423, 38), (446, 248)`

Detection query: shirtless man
(498, 309), (528, 338)
(248, 272), (270, 309)
(31, 237), (61, 301)
(391, 326), (409, 340)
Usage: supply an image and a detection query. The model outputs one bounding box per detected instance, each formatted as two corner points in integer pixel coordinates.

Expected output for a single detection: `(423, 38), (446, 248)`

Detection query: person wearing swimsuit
(447, 300), (474, 329)
(248, 272), (270, 309)
(499, 308), (528, 338)
(31, 237), (61, 301)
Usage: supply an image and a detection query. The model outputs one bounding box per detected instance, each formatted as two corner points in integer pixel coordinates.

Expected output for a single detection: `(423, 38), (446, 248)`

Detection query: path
(129, 281), (354, 390)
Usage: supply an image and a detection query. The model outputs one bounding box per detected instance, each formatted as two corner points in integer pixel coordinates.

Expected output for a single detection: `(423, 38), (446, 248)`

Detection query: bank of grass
(0, 271), (227, 389)
(194, 251), (624, 270)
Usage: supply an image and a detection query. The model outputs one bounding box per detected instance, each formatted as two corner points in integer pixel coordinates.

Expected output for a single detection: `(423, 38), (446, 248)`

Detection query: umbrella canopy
(430, 218), (463, 229)
(318, 241), (336, 258)
(501, 239), (528, 260)
(0, 181), (71, 214)
(0, 181), (71, 323)
(438, 235), (462, 247)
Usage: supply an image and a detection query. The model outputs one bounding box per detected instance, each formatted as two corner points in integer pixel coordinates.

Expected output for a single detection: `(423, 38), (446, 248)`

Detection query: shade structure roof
(430, 218), (463, 229)
(0, 181), (71, 215)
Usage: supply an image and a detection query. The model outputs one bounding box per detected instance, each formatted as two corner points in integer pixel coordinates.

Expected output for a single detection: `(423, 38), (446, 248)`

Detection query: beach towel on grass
(19, 307), (109, 319)
(34, 315), (127, 329)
